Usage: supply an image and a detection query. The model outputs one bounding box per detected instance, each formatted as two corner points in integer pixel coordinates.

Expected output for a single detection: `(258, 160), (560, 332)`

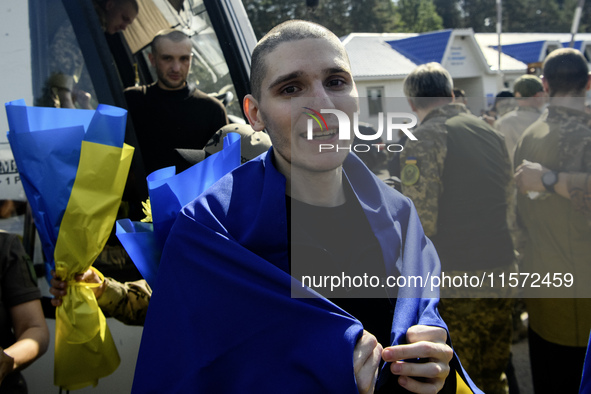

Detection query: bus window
(31, 0), (100, 109)
(123, 0), (247, 121)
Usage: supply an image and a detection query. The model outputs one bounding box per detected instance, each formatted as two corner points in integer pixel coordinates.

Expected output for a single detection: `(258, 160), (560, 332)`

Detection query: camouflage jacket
(97, 278), (151, 326)
(399, 103), (514, 238)
(398, 104), (453, 237)
(552, 106), (591, 217)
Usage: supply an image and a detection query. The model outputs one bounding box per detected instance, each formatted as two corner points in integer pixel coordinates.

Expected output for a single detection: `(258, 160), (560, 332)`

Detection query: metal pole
(496, 0), (502, 73)
(570, 0), (585, 47)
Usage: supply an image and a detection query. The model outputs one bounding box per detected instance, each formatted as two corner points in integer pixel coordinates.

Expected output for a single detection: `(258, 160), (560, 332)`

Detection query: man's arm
(400, 127), (447, 238)
(97, 277), (151, 326)
(50, 268), (151, 326)
(0, 300), (49, 381)
(382, 325), (452, 394)
(515, 160), (591, 215)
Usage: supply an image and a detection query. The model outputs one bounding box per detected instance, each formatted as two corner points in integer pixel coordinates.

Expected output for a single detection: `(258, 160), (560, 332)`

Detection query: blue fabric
(581, 333), (591, 394)
(132, 149), (481, 393)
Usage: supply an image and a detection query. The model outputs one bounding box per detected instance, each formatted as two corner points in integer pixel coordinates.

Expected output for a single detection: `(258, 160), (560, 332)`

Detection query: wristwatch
(541, 170), (559, 192)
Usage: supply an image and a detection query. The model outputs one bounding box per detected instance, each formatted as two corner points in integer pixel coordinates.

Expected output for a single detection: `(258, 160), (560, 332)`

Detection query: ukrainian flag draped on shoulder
(5, 100), (133, 390)
(132, 150), (481, 393)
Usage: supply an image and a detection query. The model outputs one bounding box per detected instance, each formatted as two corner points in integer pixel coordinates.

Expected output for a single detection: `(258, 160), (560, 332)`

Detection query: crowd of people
(2, 1), (591, 392)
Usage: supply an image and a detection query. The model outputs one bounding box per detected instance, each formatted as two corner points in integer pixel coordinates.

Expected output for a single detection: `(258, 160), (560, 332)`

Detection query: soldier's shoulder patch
(401, 156), (420, 186)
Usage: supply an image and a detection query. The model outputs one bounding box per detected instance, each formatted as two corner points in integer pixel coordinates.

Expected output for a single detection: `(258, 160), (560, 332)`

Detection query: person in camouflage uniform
(398, 63), (516, 394)
(513, 48), (591, 394)
(494, 74), (547, 163)
(50, 267), (150, 326)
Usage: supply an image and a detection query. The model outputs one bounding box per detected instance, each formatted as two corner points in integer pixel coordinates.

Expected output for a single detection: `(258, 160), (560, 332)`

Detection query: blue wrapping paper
(5, 99), (127, 279)
(5, 99), (133, 390)
(116, 132), (241, 288)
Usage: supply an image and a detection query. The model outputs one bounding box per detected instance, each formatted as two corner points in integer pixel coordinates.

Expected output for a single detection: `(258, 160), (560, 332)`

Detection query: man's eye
(327, 79), (345, 87)
(282, 86), (298, 94)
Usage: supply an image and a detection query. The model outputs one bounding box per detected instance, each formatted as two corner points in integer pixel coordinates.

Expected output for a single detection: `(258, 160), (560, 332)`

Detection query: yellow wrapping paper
(53, 141), (134, 390)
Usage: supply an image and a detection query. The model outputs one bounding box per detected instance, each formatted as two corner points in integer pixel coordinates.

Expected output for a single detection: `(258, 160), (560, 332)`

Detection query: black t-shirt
(124, 82), (228, 175)
(288, 183), (396, 353)
(0, 233), (41, 393)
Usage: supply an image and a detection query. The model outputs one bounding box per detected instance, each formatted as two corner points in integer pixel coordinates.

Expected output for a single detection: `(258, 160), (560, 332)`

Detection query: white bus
(0, 1), (257, 392)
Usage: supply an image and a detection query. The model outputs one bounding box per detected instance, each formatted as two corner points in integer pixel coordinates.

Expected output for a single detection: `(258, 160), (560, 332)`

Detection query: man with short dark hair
(124, 29), (228, 175)
(494, 74), (546, 160)
(399, 62), (515, 394)
(132, 21), (478, 394)
(513, 47), (591, 393)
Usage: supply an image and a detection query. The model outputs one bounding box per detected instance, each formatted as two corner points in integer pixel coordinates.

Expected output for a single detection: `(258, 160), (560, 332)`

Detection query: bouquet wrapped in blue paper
(5, 99), (134, 390)
(116, 132), (241, 288)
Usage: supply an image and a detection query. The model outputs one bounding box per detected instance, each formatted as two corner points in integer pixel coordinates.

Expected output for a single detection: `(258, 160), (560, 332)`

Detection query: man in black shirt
(124, 29), (228, 175)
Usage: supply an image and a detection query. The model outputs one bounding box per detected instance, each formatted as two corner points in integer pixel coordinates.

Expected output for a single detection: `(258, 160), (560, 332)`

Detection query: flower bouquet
(5, 99), (133, 390)
(116, 132), (241, 288)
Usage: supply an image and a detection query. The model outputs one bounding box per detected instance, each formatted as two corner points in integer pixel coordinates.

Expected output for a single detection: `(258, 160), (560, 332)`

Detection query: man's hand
(382, 325), (452, 394)
(0, 348), (14, 383)
(49, 268), (105, 307)
(72, 88), (93, 110)
(515, 160), (547, 194)
(354, 330), (383, 394)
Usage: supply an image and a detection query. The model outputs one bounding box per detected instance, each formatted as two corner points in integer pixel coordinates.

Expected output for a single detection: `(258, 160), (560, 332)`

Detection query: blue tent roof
(386, 30), (452, 65)
(562, 40), (583, 50)
(490, 41), (545, 64)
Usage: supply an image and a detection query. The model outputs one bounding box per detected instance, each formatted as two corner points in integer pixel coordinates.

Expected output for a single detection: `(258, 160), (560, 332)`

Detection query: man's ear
(542, 76), (550, 94)
(148, 52), (156, 68)
(586, 74), (591, 91)
(243, 94), (266, 131)
(105, 0), (115, 11)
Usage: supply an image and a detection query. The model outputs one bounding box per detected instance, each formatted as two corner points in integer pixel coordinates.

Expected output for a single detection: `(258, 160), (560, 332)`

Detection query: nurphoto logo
(303, 108), (418, 153)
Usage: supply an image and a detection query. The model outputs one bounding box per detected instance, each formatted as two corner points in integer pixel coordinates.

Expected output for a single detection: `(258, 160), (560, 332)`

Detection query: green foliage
(242, 0), (400, 38)
(243, 0), (589, 37)
(397, 0), (444, 32)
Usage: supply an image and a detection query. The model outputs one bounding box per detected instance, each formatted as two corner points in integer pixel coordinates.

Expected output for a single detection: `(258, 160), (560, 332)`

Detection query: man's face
(253, 38), (358, 175)
(150, 38), (193, 90)
(105, 1), (137, 34)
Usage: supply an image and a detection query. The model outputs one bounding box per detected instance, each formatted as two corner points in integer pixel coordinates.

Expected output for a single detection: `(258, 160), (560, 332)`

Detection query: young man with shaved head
(132, 21), (478, 394)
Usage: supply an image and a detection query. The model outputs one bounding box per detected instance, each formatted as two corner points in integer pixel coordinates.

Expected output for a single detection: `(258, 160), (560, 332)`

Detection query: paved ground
(512, 333), (534, 394)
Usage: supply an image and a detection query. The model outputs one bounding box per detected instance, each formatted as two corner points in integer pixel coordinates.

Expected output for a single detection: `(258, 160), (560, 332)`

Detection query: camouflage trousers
(438, 266), (515, 394)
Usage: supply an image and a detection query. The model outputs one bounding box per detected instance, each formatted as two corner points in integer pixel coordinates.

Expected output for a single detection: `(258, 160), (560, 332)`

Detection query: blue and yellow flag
(6, 100), (133, 390)
(131, 151), (482, 393)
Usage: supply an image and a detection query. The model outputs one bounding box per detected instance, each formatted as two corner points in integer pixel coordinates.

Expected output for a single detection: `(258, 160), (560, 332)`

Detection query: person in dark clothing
(124, 29), (228, 175)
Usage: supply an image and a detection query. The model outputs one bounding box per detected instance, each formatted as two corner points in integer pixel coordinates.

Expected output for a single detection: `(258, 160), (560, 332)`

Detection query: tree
(396, 0), (444, 32)
(349, 0), (399, 33)
(242, 0), (305, 39)
(243, 0), (401, 38)
(433, 0), (462, 28)
(502, 0), (571, 32)
(459, 0), (496, 32)
(243, 0), (582, 37)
